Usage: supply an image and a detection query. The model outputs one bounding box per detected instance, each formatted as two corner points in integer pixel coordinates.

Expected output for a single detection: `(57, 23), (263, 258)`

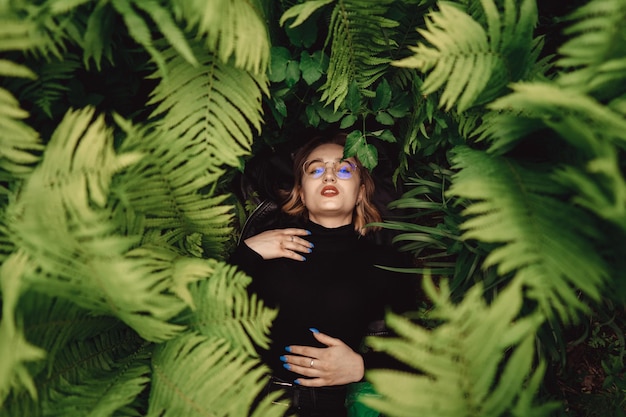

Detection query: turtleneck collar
(304, 219), (360, 251)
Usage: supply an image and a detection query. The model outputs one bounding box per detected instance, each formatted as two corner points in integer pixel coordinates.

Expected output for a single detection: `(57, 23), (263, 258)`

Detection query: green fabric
(346, 382), (381, 417)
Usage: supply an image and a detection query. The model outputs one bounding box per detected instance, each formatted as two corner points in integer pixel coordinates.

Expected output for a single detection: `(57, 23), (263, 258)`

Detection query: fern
(172, 0), (271, 75)
(282, 0), (398, 110)
(365, 277), (558, 417)
(557, 0), (626, 96)
(40, 331), (151, 417)
(180, 259), (277, 355)
(10, 53), (82, 118)
(0, 18), (43, 176)
(447, 146), (609, 323)
(0, 252), (47, 406)
(147, 42), (267, 170)
(108, 0), (196, 75)
(113, 116), (235, 255)
(147, 333), (284, 417)
(0, 87), (42, 176)
(393, 0), (538, 112)
(5, 107), (197, 342)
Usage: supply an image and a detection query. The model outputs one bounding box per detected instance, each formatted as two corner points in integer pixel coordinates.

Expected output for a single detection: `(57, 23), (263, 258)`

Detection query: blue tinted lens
(336, 163), (354, 179)
(304, 160), (356, 179)
(311, 167), (325, 178)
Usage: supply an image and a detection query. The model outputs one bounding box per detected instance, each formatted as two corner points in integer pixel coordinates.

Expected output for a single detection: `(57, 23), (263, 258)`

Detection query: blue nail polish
(301, 256), (307, 261)
(294, 379), (301, 385)
(306, 230), (312, 235)
(283, 363), (291, 370)
(279, 356), (287, 362)
(309, 327), (320, 334)
(309, 243), (314, 248)
(285, 346), (292, 352)
(307, 248), (312, 253)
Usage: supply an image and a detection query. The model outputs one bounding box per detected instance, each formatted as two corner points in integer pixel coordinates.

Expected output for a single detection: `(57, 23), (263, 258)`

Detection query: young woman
(230, 133), (416, 416)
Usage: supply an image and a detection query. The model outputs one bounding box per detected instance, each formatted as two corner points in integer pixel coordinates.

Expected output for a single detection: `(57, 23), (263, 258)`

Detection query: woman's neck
(307, 213), (352, 229)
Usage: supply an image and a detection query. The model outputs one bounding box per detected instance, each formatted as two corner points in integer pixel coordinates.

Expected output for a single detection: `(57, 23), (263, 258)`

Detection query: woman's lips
(321, 185), (339, 196)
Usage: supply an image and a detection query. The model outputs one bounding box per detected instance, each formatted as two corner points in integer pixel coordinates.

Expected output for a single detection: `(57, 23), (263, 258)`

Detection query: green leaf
(285, 60), (301, 87)
(371, 129), (396, 143)
(375, 111), (394, 125)
(345, 81), (362, 113)
(317, 104), (345, 123)
(340, 114), (358, 129)
(300, 51), (325, 85)
(280, 0), (334, 28)
(285, 14), (319, 47)
(345, 131), (378, 170)
(372, 79), (392, 111)
(268, 47), (290, 82)
(305, 104), (320, 127)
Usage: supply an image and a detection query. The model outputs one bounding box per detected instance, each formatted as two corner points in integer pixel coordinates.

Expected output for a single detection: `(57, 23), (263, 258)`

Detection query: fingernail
(309, 327), (320, 334)
(307, 248), (312, 253)
(294, 379), (301, 385)
(309, 243), (315, 248)
(306, 230), (312, 235)
(285, 346), (292, 352)
(279, 355), (287, 362)
(283, 363), (291, 370)
(301, 256), (307, 261)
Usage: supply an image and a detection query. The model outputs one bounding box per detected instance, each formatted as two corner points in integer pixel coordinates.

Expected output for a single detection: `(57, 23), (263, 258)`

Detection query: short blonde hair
(281, 133), (381, 235)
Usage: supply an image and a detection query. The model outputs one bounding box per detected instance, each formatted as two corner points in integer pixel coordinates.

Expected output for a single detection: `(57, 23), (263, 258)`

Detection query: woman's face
(299, 143), (364, 228)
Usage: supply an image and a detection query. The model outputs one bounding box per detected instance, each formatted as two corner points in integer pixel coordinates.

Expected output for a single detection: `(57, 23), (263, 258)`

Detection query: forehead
(306, 143), (347, 161)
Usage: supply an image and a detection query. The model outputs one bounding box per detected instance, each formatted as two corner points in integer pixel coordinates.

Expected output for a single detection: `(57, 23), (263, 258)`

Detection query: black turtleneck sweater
(230, 216), (417, 382)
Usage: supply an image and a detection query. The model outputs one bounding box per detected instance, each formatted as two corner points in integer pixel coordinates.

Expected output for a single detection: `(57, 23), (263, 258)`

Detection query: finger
(284, 228), (312, 237)
(295, 377), (326, 388)
(283, 355), (321, 370)
(310, 328), (343, 347)
(282, 230), (314, 251)
(285, 344), (323, 359)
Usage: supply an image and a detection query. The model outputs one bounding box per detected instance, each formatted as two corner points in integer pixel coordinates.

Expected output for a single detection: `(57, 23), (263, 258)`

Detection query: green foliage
(0, 0), (625, 416)
(393, 0), (540, 112)
(147, 333), (282, 417)
(365, 277), (559, 417)
(448, 147), (608, 322)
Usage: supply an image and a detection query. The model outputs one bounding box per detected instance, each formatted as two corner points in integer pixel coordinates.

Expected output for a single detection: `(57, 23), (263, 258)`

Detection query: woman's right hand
(244, 228), (313, 261)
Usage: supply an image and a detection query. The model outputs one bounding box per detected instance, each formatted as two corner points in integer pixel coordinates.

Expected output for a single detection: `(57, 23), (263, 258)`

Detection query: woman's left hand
(282, 329), (364, 387)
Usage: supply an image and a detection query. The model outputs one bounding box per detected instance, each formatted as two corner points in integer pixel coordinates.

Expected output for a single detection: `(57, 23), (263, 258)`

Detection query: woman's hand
(281, 329), (365, 387)
(244, 228), (313, 261)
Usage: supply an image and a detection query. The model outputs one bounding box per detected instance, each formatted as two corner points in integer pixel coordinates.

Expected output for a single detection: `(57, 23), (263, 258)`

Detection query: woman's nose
(323, 167), (337, 182)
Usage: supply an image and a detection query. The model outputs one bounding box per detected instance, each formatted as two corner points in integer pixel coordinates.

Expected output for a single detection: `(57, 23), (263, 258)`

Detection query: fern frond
(113, 116), (236, 255)
(0, 88), (43, 176)
(6, 108), (195, 342)
(148, 42), (267, 169)
(487, 82), (626, 149)
(0, 14), (39, 52)
(0, 252), (47, 406)
(394, 0), (538, 112)
(366, 277), (557, 417)
(173, 0), (271, 75)
(148, 333), (282, 417)
(556, 141), (626, 233)
(556, 0), (626, 98)
(447, 146), (609, 322)
(43, 334), (151, 417)
(181, 259), (277, 355)
(281, 0), (397, 110)
(10, 54), (82, 118)
(6, 2), (82, 60)
(110, 0), (197, 75)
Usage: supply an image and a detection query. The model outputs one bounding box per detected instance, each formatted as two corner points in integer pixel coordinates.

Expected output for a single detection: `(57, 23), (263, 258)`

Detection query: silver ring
(310, 359), (314, 368)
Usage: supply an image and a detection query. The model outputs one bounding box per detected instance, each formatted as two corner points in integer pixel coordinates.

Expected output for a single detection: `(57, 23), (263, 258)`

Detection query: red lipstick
(321, 186), (338, 196)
